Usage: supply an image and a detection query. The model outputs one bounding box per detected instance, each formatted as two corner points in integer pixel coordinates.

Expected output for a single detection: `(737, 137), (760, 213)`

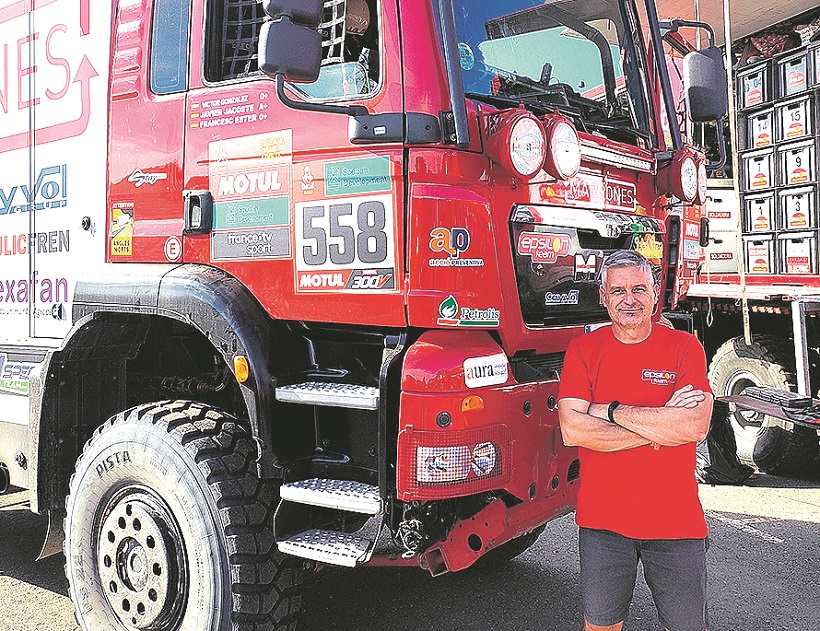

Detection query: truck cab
(0, 0), (724, 629)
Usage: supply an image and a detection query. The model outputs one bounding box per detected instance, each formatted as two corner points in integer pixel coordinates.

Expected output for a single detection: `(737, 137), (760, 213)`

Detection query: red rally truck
(0, 0), (725, 628)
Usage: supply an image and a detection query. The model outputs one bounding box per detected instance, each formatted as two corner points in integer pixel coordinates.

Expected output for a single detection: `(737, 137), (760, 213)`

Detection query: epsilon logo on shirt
(641, 369), (677, 385)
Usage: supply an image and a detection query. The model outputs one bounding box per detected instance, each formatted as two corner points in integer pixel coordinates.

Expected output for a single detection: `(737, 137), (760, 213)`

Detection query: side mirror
(683, 46), (728, 122)
(258, 0), (323, 83)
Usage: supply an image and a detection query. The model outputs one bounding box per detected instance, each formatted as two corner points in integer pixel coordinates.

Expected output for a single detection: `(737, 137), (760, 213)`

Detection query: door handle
(183, 190), (214, 235)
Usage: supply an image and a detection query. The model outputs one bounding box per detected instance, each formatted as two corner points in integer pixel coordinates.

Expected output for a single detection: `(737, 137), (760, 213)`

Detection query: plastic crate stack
(737, 42), (820, 275)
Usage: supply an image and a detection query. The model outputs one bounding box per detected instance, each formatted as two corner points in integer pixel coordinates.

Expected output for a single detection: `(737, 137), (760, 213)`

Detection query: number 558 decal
(295, 194), (397, 292)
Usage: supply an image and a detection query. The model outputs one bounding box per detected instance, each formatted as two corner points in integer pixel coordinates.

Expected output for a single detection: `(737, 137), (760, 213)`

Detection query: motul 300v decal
(294, 194), (397, 293)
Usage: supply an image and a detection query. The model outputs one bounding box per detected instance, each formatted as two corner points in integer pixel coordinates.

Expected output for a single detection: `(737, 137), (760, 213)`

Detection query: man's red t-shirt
(558, 324), (711, 540)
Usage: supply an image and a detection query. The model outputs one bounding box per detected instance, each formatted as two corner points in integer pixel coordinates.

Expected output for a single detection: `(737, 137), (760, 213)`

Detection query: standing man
(558, 249), (713, 631)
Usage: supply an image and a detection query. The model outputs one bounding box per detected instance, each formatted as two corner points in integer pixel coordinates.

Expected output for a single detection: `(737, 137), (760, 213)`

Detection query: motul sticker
(437, 295), (500, 327)
(517, 232), (571, 264)
(641, 369), (676, 385)
(428, 227), (484, 267)
(295, 194), (397, 293)
(684, 222), (700, 239)
(463, 353), (509, 388)
(209, 131), (293, 261)
(297, 268), (395, 291)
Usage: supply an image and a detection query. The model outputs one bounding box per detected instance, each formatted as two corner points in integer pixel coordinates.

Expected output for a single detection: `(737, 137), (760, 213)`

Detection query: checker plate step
(280, 478), (381, 514)
(275, 382), (379, 410)
(278, 529), (372, 567)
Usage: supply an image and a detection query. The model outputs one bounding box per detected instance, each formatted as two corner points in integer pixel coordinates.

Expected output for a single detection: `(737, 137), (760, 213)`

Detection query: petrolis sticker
(437, 295), (500, 327)
(517, 232), (571, 264)
(0, 354), (36, 395)
(463, 353), (509, 389)
(295, 194), (397, 293)
(641, 369), (677, 386)
(428, 227), (484, 267)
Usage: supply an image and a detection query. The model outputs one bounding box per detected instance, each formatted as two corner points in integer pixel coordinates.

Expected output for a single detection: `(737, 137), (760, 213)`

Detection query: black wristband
(607, 401), (620, 424)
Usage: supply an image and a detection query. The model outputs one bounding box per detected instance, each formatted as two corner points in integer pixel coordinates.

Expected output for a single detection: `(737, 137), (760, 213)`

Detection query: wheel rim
(96, 486), (188, 630)
(725, 371), (768, 438)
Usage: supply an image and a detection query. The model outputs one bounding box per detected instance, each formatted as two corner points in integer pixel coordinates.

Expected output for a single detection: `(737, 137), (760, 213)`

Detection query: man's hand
(665, 384), (707, 409)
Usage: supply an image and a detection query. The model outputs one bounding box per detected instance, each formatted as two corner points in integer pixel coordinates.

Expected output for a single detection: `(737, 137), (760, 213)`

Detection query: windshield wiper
(464, 92), (555, 116)
(585, 120), (653, 144)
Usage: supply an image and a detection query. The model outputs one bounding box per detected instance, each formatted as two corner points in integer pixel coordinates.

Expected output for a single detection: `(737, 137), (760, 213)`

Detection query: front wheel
(65, 401), (302, 631)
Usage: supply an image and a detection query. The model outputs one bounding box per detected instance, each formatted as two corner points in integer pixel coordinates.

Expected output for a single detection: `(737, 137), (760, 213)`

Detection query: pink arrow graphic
(0, 56), (97, 153)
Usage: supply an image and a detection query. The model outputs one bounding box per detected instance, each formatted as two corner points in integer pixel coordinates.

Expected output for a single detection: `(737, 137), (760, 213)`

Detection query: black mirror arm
(274, 74), (368, 117)
(659, 19), (716, 49)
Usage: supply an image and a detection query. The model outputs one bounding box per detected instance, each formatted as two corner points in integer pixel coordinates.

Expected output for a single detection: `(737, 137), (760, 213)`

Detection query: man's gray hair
(600, 249), (654, 286)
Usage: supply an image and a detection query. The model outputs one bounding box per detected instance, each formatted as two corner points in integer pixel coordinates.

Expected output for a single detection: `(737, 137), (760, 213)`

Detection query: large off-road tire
(64, 401), (303, 631)
(708, 336), (819, 475)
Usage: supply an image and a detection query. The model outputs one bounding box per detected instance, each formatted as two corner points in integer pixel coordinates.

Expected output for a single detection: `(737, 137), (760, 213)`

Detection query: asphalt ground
(1, 474), (818, 631)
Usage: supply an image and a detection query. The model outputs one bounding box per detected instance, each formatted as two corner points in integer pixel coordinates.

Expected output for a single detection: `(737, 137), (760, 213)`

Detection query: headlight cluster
(487, 109), (581, 181)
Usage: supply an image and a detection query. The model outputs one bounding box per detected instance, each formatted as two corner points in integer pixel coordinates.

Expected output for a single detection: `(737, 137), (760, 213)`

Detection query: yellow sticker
(111, 205), (134, 256)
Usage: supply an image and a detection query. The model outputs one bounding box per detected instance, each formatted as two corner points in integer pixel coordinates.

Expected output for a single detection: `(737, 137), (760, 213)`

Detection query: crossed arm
(558, 384), (714, 452)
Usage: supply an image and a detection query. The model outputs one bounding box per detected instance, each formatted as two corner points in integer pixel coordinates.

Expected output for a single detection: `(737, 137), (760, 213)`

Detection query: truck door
(182, 0), (406, 326)
(103, 0), (190, 276)
(29, 0), (112, 339)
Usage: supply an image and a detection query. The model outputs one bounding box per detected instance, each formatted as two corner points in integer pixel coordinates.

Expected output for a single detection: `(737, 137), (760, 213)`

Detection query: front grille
(567, 459), (581, 482)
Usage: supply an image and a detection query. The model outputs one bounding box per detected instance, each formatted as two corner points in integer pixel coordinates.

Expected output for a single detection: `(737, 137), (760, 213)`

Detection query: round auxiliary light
(680, 155), (698, 203)
(696, 160), (708, 205)
(509, 116), (547, 177)
(544, 117), (581, 180)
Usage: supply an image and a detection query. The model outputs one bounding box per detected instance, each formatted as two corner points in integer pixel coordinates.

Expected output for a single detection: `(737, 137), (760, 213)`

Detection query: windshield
(451, 0), (655, 146)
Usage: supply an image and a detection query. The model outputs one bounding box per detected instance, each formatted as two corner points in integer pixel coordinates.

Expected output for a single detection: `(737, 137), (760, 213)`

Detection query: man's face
(600, 265), (658, 330)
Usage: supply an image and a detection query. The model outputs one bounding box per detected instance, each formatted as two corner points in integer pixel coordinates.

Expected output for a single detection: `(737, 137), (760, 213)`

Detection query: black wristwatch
(607, 401), (620, 424)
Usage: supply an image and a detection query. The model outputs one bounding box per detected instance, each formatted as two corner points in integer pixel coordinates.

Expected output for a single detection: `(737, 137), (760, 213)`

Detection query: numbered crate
(777, 231), (818, 275)
(778, 186), (817, 231)
(737, 62), (770, 109)
(744, 234), (776, 274)
(743, 108), (774, 149)
(775, 95), (813, 141)
(741, 148), (774, 192)
(777, 140), (816, 186)
(778, 49), (810, 97)
(743, 192), (775, 232)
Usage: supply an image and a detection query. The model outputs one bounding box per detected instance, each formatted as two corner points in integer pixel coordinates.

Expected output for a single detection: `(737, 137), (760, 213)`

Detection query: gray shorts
(579, 528), (708, 631)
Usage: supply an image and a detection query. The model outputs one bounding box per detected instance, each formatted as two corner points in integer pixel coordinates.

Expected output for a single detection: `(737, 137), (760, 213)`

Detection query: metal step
(278, 529), (372, 567)
(280, 478), (381, 514)
(275, 381), (379, 410)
